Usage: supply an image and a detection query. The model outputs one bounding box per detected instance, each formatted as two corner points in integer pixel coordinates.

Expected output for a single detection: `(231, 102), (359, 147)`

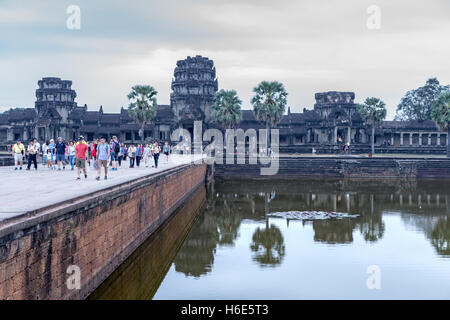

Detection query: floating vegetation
(268, 211), (359, 221)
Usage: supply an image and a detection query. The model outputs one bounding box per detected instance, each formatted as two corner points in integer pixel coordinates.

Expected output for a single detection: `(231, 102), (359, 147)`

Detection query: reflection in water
(313, 219), (357, 244)
(89, 186), (207, 300)
(430, 217), (450, 256)
(250, 223), (285, 267)
(91, 179), (450, 299)
(174, 213), (218, 277)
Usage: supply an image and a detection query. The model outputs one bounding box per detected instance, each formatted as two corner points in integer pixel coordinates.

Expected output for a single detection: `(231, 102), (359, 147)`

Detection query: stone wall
(279, 144), (446, 155)
(89, 185), (206, 300)
(214, 157), (450, 180)
(0, 155), (13, 166)
(0, 163), (206, 300)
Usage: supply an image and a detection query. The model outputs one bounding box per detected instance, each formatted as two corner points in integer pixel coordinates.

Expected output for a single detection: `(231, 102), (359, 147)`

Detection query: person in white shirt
(68, 140), (76, 170)
(143, 144), (152, 167)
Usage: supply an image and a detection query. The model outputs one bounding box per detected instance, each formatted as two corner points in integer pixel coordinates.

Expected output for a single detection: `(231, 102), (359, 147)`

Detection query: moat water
(90, 179), (450, 300)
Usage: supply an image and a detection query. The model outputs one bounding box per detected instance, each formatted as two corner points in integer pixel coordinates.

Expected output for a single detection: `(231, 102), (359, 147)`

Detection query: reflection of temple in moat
(172, 179), (450, 278)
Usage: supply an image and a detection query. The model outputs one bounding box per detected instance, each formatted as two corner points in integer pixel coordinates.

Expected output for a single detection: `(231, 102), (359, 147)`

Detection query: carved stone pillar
(428, 134), (431, 145)
(7, 127), (14, 142)
(409, 133), (413, 145)
(419, 133), (422, 146)
(400, 132), (404, 145)
(437, 134), (441, 146)
(347, 127), (351, 144)
(23, 128), (28, 141)
(334, 127), (337, 144)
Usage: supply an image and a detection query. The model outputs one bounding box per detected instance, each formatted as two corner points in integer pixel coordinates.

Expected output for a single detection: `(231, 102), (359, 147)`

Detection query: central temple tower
(170, 55), (218, 132)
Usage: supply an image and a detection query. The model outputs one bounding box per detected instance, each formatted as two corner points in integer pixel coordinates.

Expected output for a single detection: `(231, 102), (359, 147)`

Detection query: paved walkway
(0, 154), (204, 222)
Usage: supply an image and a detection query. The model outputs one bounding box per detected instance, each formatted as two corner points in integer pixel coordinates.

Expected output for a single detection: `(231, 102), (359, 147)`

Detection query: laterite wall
(0, 163), (206, 300)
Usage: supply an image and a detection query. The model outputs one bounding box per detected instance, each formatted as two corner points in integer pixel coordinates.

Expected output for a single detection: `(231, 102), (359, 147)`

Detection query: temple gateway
(0, 55), (447, 154)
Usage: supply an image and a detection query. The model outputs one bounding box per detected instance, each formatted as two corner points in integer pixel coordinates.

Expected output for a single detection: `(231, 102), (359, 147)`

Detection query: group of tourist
(10, 136), (172, 181)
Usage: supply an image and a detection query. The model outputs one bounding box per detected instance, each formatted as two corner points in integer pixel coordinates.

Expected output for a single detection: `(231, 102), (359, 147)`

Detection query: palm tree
(212, 89), (242, 151)
(251, 81), (288, 155)
(357, 97), (387, 155)
(211, 89), (243, 130)
(127, 85), (158, 144)
(431, 92), (450, 157)
(250, 224), (285, 267)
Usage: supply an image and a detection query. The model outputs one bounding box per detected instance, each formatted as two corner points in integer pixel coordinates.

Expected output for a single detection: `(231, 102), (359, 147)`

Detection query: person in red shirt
(75, 136), (89, 180)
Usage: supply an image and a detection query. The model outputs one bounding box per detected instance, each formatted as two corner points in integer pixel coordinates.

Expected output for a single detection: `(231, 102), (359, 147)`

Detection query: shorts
(99, 160), (108, 168)
(75, 158), (86, 169)
(164, 151), (169, 156)
(110, 152), (118, 161)
(14, 153), (23, 162)
(56, 154), (65, 162)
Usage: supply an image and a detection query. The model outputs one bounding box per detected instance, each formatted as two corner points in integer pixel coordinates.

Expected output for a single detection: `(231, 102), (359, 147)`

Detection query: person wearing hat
(75, 136), (88, 180)
(12, 138), (25, 170)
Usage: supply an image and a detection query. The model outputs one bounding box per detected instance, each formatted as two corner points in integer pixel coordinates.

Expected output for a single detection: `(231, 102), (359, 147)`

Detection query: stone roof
(40, 107), (61, 120)
(155, 105), (174, 121)
(0, 114), (8, 125)
(8, 108), (36, 121)
(83, 111), (100, 122)
(382, 120), (439, 131)
(241, 110), (258, 122)
(302, 109), (322, 121)
(100, 113), (121, 124)
(68, 107), (86, 120)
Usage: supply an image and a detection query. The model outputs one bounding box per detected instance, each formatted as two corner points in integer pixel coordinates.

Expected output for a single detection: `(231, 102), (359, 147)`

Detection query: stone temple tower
(170, 55), (218, 132)
(34, 77), (77, 141)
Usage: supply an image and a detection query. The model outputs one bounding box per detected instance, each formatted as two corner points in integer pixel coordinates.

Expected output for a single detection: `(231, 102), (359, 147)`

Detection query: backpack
(114, 141), (120, 154)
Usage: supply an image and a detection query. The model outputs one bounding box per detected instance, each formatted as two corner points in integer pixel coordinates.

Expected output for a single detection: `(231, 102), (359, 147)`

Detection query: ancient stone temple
(0, 55), (447, 154)
(34, 77), (77, 141)
(171, 55), (218, 136)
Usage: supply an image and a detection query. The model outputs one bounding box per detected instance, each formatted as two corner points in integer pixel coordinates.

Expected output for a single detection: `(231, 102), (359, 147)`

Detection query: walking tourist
(41, 141), (48, 167)
(91, 139), (98, 169)
(143, 144), (152, 167)
(55, 137), (66, 170)
(33, 138), (41, 164)
(153, 142), (160, 168)
(68, 141), (76, 170)
(26, 139), (38, 170)
(135, 144), (142, 167)
(111, 136), (120, 171)
(96, 137), (110, 181)
(44, 148), (52, 168)
(48, 139), (56, 169)
(75, 136), (88, 180)
(122, 144), (128, 162)
(128, 144), (136, 168)
(149, 142), (155, 167)
(163, 142), (170, 163)
(12, 138), (25, 171)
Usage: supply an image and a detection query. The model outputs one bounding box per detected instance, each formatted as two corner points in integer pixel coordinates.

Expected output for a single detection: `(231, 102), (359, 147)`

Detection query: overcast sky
(1, 0), (449, 119)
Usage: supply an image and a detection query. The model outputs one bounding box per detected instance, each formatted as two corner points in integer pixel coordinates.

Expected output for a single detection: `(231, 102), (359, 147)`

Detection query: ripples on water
(91, 179), (450, 300)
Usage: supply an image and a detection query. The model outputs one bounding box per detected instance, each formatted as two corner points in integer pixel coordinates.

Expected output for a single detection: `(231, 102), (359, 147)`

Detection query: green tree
(357, 97), (387, 155)
(127, 85), (158, 144)
(211, 89), (243, 129)
(431, 92), (450, 157)
(251, 81), (288, 155)
(395, 78), (449, 121)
